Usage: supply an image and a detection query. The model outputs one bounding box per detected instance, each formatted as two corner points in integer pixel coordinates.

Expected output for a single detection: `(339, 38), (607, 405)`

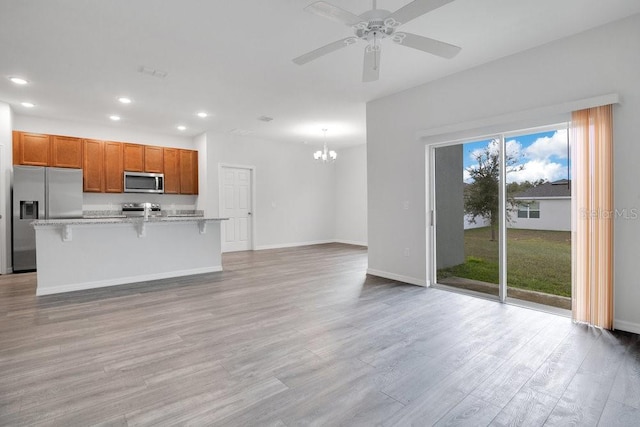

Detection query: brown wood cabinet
(13, 131), (51, 166)
(144, 146), (164, 173)
(104, 141), (124, 193)
(179, 149), (198, 195)
(13, 130), (198, 194)
(123, 143), (144, 172)
(163, 148), (180, 194)
(83, 139), (104, 192)
(51, 135), (83, 168)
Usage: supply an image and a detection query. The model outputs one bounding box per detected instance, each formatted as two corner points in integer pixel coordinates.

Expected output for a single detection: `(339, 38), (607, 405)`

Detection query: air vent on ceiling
(258, 115), (274, 122)
(138, 66), (168, 79)
(230, 128), (255, 136)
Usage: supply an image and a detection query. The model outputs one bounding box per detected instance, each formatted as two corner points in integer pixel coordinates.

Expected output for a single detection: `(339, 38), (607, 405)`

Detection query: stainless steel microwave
(124, 171), (164, 193)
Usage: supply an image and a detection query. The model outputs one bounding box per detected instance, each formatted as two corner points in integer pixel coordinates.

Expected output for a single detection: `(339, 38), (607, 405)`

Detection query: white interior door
(0, 144), (6, 274)
(221, 166), (252, 252)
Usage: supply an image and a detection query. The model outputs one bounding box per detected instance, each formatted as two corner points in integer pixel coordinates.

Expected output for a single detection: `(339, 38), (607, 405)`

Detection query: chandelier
(313, 128), (337, 162)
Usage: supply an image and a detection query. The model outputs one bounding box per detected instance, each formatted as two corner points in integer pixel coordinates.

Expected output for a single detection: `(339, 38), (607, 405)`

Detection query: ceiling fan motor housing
(355, 20), (395, 41)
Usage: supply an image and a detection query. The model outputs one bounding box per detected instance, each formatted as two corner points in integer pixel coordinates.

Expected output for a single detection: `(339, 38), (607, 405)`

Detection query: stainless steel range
(122, 203), (161, 218)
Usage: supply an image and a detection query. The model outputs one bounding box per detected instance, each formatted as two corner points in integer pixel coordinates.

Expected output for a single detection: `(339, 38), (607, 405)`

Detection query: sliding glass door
(432, 125), (571, 309)
(434, 138), (502, 299)
(504, 127), (571, 309)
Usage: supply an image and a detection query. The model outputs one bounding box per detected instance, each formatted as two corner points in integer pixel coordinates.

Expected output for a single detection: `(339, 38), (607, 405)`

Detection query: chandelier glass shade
(313, 129), (337, 163)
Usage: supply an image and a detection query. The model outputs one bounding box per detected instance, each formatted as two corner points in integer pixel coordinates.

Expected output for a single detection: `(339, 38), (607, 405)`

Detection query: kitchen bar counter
(32, 217), (227, 296)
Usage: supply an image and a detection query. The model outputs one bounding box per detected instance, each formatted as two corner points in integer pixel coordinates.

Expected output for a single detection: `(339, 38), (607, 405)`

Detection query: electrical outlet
(404, 248), (410, 257)
(403, 201), (410, 210)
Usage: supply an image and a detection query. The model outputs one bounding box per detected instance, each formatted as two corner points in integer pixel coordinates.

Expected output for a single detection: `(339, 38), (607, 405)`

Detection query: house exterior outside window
(518, 201), (540, 219)
(511, 180), (571, 231)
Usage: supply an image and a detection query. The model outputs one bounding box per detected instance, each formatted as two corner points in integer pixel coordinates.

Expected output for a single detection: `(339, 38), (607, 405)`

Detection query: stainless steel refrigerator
(12, 166), (83, 272)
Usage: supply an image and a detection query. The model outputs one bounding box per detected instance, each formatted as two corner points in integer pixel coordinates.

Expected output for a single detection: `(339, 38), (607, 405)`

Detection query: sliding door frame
(426, 123), (569, 304)
(425, 133), (507, 302)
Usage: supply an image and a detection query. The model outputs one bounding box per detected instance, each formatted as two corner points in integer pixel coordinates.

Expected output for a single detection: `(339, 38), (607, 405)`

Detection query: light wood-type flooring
(1, 243), (639, 426)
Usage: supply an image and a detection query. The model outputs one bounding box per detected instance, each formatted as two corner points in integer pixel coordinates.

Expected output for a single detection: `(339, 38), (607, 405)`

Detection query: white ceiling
(1, 0), (639, 147)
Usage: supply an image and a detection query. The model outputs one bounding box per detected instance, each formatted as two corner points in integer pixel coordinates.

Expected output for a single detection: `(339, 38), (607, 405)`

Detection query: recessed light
(177, 125), (186, 131)
(118, 97), (132, 104)
(21, 102), (35, 108)
(196, 112), (208, 118)
(109, 115), (121, 121)
(10, 77), (28, 85)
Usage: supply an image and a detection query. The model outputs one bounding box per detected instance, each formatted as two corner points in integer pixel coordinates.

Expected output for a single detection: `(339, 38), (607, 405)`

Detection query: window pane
(507, 128), (571, 310)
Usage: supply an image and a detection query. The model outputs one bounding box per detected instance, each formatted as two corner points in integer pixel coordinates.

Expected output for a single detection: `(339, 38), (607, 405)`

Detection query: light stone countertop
(32, 216), (228, 227)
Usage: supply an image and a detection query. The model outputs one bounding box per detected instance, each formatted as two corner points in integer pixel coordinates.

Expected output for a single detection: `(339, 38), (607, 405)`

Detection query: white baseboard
(333, 239), (368, 247)
(254, 239), (367, 251)
(614, 319), (640, 335)
(36, 266), (223, 296)
(366, 268), (426, 287)
(255, 240), (334, 251)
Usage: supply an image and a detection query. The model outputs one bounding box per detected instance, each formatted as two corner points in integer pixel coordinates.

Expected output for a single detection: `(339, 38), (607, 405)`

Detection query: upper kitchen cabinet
(13, 131), (51, 166)
(123, 143), (144, 172)
(83, 139), (104, 192)
(104, 141), (124, 193)
(51, 135), (83, 168)
(179, 149), (198, 195)
(163, 148), (180, 194)
(144, 146), (164, 173)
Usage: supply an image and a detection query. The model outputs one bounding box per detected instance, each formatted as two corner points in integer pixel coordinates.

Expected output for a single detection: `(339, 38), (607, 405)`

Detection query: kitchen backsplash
(82, 192), (197, 212)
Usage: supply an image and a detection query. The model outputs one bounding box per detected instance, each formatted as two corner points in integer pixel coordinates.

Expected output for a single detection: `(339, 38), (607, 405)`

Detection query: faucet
(143, 202), (151, 220)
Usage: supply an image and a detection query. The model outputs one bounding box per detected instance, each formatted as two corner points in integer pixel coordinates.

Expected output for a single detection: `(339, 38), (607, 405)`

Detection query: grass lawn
(438, 227), (572, 297)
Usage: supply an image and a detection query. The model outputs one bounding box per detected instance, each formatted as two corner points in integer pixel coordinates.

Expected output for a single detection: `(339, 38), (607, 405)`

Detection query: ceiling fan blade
(293, 37), (358, 65)
(392, 32), (461, 58)
(387, 0), (454, 26)
(362, 45), (380, 82)
(305, 1), (363, 26)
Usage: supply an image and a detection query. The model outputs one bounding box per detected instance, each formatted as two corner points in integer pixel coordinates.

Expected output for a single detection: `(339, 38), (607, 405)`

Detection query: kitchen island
(32, 216), (227, 296)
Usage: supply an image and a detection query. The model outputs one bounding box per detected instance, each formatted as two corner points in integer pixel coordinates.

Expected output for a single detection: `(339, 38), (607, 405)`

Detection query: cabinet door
(179, 149), (199, 195)
(83, 139), (104, 192)
(51, 135), (83, 168)
(123, 143), (144, 172)
(105, 141), (124, 193)
(163, 148), (180, 194)
(144, 145), (164, 173)
(13, 131), (50, 166)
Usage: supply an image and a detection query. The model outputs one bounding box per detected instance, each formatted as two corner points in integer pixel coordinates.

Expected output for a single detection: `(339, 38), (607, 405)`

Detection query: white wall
(367, 14), (640, 333)
(0, 102), (12, 273)
(511, 198), (571, 231)
(206, 132), (336, 249)
(334, 144), (367, 246)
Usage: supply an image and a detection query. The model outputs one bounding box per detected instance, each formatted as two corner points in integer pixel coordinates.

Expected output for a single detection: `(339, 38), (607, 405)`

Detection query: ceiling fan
(293, 0), (461, 82)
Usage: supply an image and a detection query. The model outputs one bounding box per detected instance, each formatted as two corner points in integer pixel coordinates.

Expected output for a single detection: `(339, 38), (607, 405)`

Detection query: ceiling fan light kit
(293, 0), (461, 82)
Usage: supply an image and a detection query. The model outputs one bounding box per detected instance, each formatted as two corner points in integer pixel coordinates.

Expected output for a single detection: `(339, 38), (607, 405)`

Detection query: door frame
(426, 123), (570, 305)
(0, 143), (7, 274)
(218, 163), (256, 251)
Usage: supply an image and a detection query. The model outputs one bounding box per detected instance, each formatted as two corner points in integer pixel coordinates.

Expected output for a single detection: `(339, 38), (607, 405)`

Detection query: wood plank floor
(1, 243), (639, 426)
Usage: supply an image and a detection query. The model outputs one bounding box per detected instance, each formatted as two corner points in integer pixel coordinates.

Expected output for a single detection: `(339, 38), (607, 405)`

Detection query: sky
(462, 128), (570, 184)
